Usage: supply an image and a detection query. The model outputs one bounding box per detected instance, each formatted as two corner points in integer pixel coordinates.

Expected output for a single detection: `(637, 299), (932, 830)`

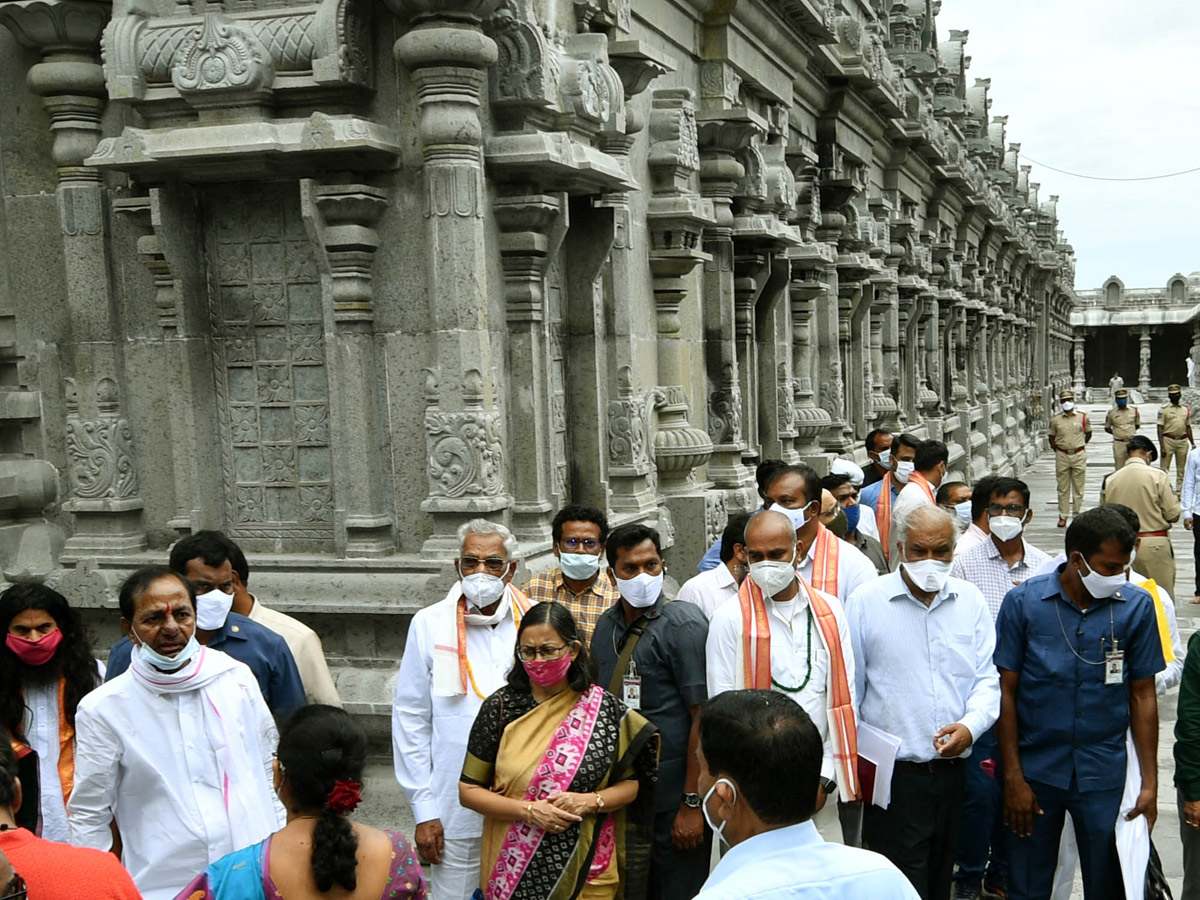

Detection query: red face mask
(523, 653), (573, 687)
(6, 628), (63, 667)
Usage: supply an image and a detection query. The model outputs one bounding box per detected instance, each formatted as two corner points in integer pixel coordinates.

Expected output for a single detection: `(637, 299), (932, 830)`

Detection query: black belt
(895, 758), (964, 774)
(1165, 433), (1187, 439)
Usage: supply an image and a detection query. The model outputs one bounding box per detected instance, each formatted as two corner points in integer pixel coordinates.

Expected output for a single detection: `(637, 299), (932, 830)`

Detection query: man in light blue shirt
(696, 689), (918, 900)
(846, 504), (1000, 900)
(1180, 443), (1200, 603)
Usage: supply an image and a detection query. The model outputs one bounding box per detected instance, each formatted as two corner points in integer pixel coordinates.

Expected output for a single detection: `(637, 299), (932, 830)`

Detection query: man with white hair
(392, 519), (530, 900)
(847, 504), (1000, 900)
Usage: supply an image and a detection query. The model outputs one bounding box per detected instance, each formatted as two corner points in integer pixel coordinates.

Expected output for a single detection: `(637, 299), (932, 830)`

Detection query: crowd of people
(6, 424), (1200, 900)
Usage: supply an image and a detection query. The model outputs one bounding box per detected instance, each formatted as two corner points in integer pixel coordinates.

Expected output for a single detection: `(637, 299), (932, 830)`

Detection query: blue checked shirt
(951, 536), (1052, 621)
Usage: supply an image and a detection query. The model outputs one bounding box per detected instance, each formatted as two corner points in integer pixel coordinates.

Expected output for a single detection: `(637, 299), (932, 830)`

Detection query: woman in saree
(174, 705), (426, 900)
(460, 602), (659, 900)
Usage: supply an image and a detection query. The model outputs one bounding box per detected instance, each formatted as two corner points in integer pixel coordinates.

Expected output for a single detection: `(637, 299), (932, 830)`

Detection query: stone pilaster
(1139, 327), (1152, 395)
(392, 0), (509, 556)
(300, 179), (395, 556)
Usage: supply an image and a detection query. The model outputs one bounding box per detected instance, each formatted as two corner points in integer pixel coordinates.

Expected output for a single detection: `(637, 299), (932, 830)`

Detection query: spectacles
(517, 643), (570, 661)
(987, 504), (1027, 517)
(560, 537), (601, 552)
(0, 874), (26, 900)
(457, 557), (509, 575)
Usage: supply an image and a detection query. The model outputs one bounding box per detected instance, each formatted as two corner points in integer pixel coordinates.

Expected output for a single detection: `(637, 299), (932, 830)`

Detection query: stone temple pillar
(392, 0), (510, 557)
(1139, 327), (1152, 395)
(1072, 335), (1086, 397)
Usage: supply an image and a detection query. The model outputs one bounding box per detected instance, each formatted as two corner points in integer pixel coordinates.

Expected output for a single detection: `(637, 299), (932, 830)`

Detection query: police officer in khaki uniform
(1157, 383), (1194, 493)
(1104, 388), (1140, 469)
(1048, 388), (1091, 527)
(1100, 434), (1181, 595)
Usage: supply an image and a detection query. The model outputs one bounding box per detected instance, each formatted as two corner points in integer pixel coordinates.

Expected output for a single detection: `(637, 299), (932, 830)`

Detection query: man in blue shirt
(695, 689), (917, 900)
(106, 532), (305, 718)
(859, 433), (919, 515)
(995, 505), (1164, 900)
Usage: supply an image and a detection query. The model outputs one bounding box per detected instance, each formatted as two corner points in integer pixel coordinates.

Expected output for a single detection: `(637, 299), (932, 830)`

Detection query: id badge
(1105, 650), (1125, 685)
(622, 661), (642, 711)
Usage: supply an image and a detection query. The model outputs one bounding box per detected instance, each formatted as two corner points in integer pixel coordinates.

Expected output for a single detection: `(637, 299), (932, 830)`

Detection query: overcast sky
(939, 1), (1200, 292)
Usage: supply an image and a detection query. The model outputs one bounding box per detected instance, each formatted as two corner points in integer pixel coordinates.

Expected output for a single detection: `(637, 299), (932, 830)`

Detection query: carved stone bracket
(301, 181), (389, 323)
(607, 366), (655, 478)
(493, 192), (568, 324)
(0, 0), (110, 180)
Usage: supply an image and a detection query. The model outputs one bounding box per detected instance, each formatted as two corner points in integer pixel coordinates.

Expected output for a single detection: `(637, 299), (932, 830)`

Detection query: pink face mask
(6, 628), (63, 667)
(523, 653), (573, 687)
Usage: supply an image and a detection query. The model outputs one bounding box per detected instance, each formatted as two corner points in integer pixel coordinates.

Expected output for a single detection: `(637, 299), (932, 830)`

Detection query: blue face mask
(133, 625), (200, 671)
(559, 551), (601, 581)
(844, 503), (861, 534)
(1117, 399), (1127, 408)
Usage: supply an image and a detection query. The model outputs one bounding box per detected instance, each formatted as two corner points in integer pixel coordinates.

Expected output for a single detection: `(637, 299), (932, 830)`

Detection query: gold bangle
(525, 802), (533, 822)
(594, 792), (605, 812)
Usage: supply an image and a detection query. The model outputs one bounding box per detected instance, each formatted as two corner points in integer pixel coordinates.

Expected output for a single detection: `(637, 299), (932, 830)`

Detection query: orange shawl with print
(737, 576), (859, 800)
(875, 473), (895, 561)
(806, 523), (841, 596)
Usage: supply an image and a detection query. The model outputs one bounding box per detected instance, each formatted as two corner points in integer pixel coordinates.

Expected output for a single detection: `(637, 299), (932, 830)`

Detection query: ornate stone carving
(607, 367), (652, 474)
(424, 408), (506, 499)
(705, 491), (728, 546)
(65, 418), (138, 501)
(172, 15), (272, 98)
(653, 385), (713, 487)
(707, 365), (742, 446)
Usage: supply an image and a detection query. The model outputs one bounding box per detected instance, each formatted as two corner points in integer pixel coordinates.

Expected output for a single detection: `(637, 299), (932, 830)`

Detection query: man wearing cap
(1104, 389), (1140, 470)
(1100, 434), (1180, 596)
(1158, 384), (1193, 493)
(1048, 390), (1091, 528)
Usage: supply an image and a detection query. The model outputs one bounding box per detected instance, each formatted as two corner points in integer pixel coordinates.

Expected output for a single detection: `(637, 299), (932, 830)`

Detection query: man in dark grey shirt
(592, 523), (710, 900)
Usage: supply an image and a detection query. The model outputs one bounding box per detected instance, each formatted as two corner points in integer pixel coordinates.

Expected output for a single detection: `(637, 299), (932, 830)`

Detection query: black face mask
(1170, 394), (1182, 404)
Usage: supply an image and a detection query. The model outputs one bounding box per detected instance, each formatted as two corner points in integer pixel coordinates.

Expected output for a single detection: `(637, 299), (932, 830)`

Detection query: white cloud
(939, 0), (1200, 290)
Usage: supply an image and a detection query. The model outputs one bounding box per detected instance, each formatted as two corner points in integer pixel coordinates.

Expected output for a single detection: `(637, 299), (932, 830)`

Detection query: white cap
(830, 458), (864, 487)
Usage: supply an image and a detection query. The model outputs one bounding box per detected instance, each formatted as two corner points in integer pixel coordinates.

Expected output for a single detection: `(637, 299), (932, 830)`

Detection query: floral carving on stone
(65, 418), (139, 501)
(172, 14), (273, 95)
(425, 409), (506, 499)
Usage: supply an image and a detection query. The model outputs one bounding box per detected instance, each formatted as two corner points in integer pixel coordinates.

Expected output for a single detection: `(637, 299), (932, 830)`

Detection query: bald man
(705, 509), (858, 843)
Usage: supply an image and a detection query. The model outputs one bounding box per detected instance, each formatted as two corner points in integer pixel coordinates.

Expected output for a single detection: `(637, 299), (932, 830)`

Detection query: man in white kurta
(706, 510), (856, 843)
(68, 567), (282, 900)
(392, 519), (528, 900)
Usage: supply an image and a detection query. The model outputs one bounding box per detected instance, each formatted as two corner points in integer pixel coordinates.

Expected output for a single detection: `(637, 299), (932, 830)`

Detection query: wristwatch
(819, 777), (837, 796)
(682, 792), (702, 809)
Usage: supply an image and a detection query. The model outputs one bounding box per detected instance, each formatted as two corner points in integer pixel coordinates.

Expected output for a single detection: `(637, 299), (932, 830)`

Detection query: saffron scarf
(432, 584), (531, 698)
(875, 474), (895, 562)
(806, 523), (841, 596)
(10, 677), (76, 808)
(1135, 579), (1175, 663)
(485, 685), (606, 900)
(736, 577), (860, 800)
(907, 471), (936, 503)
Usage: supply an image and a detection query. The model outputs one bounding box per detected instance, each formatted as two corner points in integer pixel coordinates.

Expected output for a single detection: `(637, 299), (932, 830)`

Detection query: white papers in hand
(857, 722), (902, 810)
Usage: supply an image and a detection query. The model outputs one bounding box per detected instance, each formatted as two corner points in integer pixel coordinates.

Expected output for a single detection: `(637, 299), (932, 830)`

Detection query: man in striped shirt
(948, 477), (1049, 900)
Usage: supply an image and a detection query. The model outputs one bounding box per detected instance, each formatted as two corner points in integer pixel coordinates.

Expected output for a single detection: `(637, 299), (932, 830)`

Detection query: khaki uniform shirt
(1049, 410), (1091, 451)
(1158, 403), (1192, 437)
(1104, 406), (1140, 440)
(1099, 457), (1181, 532)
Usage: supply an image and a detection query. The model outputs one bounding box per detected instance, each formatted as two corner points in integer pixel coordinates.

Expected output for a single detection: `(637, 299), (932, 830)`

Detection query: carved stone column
(301, 180), (395, 556)
(788, 276), (832, 461)
(1, 0), (151, 556)
(1139, 327), (1152, 395)
(391, 0), (509, 555)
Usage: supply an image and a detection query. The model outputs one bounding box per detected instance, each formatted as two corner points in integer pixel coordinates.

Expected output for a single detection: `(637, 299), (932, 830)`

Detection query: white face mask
(901, 557), (954, 593)
(133, 624), (200, 671)
(768, 502), (813, 532)
(559, 552), (602, 581)
(461, 572), (508, 610)
(989, 515), (1025, 543)
(874, 448), (891, 469)
(1077, 556), (1127, 600)
(748, 559), (797, 597)
(615, 572), (663, 608)
(701, 777), (738, 848)
(894, 460), (915, 484)
(954, 500), (972, 524)
(194, 588), (235, 631)
(1061, 401), (1075, 412)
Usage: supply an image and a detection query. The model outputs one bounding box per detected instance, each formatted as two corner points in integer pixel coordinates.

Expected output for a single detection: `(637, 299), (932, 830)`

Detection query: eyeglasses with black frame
(517, 642), (571, 662)
(559, 537), (601, 553)
(0, 873), (26, 900)
(987, 503), (1027, 517)
(457, 556), (509, 575)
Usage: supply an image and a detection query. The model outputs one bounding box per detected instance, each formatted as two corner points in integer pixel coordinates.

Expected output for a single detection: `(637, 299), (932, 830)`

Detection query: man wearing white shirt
(847, 504), (1000, 900)
(392, 519), (529, 900)
(706, 510), (857, 844)
(695, 690), (918, 900)
(678, 513), (750, 620)
(954, 476), (997, 559)
(888, 440), (948, 569)
(69, 566), (283, 900)
(1181, 443), (1200, 604)
(763, 464), (878, 604)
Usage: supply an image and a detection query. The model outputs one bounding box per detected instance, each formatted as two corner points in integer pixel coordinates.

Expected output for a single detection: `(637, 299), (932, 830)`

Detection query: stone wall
(0, 0), (1076, 714)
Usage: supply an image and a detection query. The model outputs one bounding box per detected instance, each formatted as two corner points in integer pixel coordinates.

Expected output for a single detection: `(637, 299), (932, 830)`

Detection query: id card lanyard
(1055, 595), (1122, 684)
